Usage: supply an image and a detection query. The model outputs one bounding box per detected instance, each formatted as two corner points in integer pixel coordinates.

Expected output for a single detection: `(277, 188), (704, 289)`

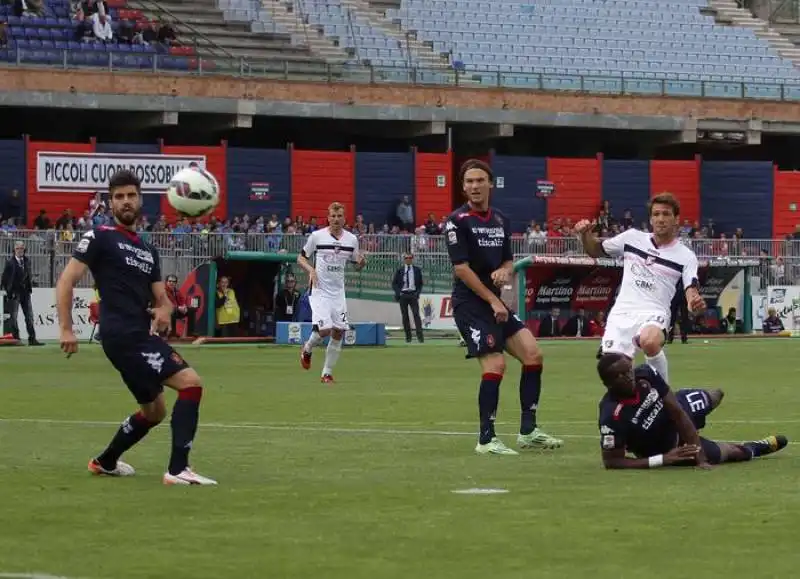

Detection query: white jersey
(302, 227), (360, 299)
(602, 228), (699, 321)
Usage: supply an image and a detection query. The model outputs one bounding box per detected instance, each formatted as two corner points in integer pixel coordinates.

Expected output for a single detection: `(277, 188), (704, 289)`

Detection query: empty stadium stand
(381, 0), (800, 97)
(706, 0), (800, 66)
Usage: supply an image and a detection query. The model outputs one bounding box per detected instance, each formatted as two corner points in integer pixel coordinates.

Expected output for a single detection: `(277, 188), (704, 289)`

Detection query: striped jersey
(301, 227), (360, 299)
(602, 228), (699, 319)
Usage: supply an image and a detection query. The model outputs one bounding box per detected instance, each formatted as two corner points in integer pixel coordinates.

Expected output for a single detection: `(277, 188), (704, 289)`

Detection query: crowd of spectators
(1, 195), (799, 271)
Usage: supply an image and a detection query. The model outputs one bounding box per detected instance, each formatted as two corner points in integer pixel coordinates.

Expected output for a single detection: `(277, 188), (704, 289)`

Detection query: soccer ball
(166, 167), (220, 217)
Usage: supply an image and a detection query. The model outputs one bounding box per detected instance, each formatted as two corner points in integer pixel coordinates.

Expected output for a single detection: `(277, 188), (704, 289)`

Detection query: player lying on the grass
(596, 353), (787, 469)
(56, 169), (216, 485)
(447, 159), (562, 455)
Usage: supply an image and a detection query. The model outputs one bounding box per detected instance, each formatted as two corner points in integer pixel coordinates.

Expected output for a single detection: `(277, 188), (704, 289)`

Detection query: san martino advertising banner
(524, 265), (623, 314)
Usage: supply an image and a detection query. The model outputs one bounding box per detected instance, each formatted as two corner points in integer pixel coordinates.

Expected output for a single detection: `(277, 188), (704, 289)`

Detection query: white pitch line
(0, 417), (591, 438)
(0, 417), (795, 441)
(0, 574), (82, 579)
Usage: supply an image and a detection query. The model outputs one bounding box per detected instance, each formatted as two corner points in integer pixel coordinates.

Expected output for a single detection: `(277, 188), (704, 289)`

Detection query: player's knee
(331, 329), (344, 341)
(170, 368), (203, 392)
(521, 345), (543, 367)
(141, 397), (167, 424)
(481, 354), (506, 376)
(639, 334), (663, 357)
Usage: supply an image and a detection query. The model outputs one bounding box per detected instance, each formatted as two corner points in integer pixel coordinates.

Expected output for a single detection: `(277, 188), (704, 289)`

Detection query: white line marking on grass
(451, 488), (510, 495)
(0, 417), (595, 439)
(0, 574), (82, 579)
(0, 417), (795, 441)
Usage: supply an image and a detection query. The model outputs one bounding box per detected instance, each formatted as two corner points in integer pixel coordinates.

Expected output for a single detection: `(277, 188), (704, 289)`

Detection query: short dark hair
(108, 169), (141, 193)
(459, 159), (493, 185)
(596, 352), (629, 384)
(648, 193), (680, 217)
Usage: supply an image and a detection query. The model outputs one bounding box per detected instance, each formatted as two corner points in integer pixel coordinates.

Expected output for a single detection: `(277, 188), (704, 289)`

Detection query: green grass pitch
(0, 339), (798, 579)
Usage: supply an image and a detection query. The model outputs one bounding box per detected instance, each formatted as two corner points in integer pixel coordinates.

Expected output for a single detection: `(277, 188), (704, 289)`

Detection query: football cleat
(517, 428), (564, 450)
(321, 374), (335, 384)
(163, 467), (218, 486)
(747, 434), (788, 457)
(88, 458), (136, 477)
(475, 438), (519, 456)
(300, 350), (312, 370)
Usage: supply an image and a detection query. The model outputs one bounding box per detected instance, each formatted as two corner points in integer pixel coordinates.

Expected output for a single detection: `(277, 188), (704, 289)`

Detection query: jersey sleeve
(150, 247), (162, 283)
(599, 417), (627, 451)
(682, 250), (700, 290)
(72, 229), (101, 268)
(445, 218), (470, 265)
(301, 232), (317, 258)
(600, 228), (636, 258)
(502, 216), (513, 263)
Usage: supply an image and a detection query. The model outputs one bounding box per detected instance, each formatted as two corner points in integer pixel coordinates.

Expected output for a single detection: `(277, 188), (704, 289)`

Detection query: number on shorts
(646, 315), (666, 325)
(340, 312), (348, 324)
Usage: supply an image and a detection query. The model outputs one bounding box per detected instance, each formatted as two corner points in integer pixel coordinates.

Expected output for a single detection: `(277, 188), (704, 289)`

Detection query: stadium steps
(366, 0), (399, 16)
(342, 0), (449, 68)
(128, 0), (329, 68)
(707, 0), (800, 66)
(270, 0), (351, 62)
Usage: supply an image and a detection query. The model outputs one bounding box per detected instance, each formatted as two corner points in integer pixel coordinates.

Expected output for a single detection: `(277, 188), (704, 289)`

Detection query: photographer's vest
(216, 289), (240, 326)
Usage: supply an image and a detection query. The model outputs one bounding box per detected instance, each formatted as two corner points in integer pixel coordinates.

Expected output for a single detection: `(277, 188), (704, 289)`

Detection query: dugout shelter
(178, 250), (299, 342)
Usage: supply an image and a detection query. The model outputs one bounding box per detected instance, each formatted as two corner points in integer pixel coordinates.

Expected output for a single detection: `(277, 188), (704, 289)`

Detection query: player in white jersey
(575, 193), (705, 383)
(297, 202), (366, 383)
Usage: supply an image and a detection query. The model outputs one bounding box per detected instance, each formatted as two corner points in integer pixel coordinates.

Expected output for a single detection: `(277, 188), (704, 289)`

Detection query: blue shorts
(453, 300), (526, 359)
(102, 333), (190, 404)
(676, 388), (723, 464)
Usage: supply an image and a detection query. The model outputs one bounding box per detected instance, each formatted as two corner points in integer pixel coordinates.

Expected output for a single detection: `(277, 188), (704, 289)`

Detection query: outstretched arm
(601, 446), (700, 470)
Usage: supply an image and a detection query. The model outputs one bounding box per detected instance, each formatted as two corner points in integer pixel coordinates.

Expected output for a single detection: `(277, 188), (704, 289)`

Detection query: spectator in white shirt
(92, 12), (113, 42)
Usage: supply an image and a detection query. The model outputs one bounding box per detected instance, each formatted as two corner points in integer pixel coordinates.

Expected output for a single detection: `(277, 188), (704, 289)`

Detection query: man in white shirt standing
(297, 202), (366, 383)
(575, 193), (705, 383)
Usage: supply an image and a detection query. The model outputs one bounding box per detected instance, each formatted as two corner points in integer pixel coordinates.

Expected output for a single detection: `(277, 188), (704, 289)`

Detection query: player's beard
(114, 206), (141, 228)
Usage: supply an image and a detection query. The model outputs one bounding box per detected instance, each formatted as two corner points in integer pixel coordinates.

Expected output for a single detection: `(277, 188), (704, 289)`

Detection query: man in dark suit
(562, 307), (591, 337)
(668, 279), (690, 344)
(537, 307), (562, 338)
(1, 241), (42, 345)
(392, 252), (424, 343)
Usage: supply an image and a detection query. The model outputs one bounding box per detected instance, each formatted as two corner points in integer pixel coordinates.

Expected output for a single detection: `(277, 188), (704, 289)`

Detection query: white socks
(645, 350), (669, 383)
(322, 338), (343, 376)
(303, 330), (323, 353)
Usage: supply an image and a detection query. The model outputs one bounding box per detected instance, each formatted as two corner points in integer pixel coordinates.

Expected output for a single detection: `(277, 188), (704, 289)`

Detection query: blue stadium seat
(389, 0), (800, 94)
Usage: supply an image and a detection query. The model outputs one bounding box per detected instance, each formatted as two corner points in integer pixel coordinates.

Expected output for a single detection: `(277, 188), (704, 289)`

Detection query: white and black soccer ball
(166, 167), (220, 217)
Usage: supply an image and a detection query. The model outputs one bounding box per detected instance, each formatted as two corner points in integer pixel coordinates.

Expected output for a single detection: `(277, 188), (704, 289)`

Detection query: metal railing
(1, 230), (798, 296)
(129, 0), (245, 63)
(3, 51), (800, 101)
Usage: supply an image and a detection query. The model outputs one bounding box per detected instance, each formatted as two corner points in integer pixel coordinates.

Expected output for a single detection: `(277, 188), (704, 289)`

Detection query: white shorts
(601, 311), (669, 358)
(309, 294), (349, 331)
